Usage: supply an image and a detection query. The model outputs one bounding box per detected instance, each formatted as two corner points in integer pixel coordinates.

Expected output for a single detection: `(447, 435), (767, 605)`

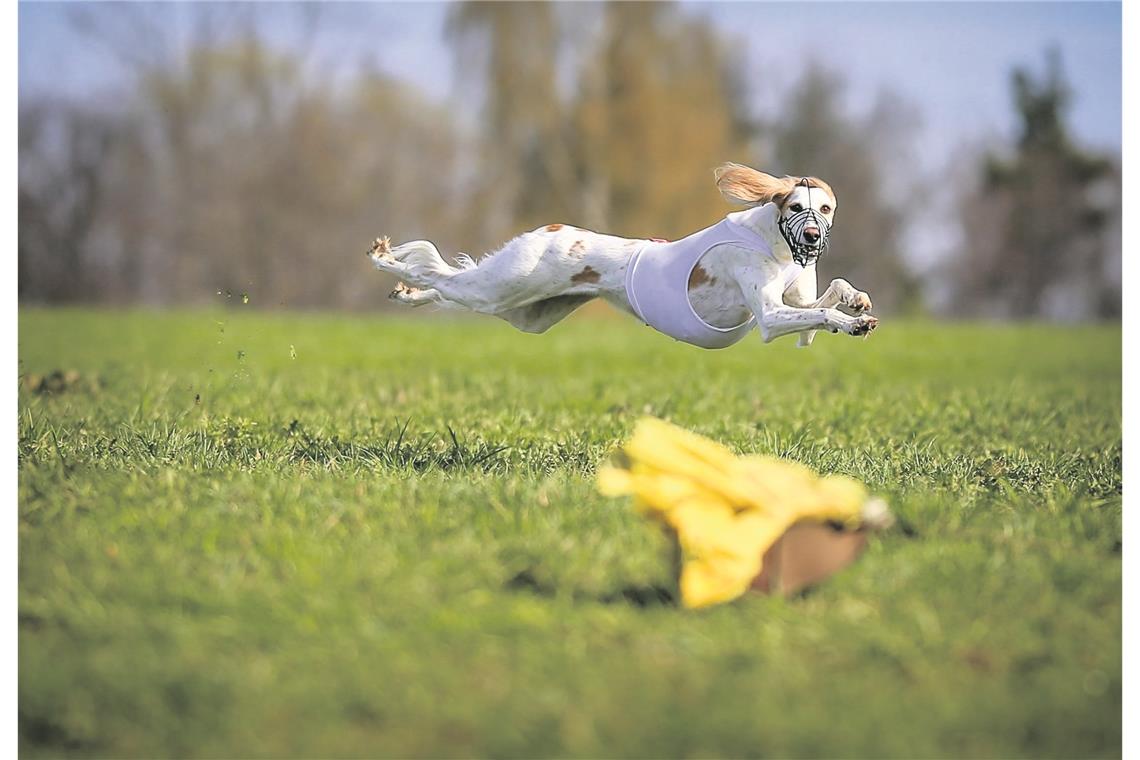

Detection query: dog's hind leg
(369, 237), (457, 284)
(370, 235), (535, 312)
(389, 282), (445, 307)
(371, 230), (587, 313)
(369, 227), (628, 323)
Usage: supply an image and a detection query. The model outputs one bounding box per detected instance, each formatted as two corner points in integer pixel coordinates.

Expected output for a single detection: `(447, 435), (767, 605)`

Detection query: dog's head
(714, 163), (836, 266)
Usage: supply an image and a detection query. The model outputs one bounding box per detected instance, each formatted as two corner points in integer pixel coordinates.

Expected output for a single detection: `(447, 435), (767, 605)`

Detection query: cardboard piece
(750, 522), (869, 596)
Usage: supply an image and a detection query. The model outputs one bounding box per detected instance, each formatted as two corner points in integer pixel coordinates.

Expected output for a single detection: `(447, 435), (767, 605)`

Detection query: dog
(368, 163), (876, 348)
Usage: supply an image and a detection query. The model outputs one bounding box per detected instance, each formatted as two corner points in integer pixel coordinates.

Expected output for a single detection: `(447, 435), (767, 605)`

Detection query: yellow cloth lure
(598, 418), (884, 609)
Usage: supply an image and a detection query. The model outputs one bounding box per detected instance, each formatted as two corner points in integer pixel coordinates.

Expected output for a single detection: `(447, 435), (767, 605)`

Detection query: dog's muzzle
(778, 208), (830, 267)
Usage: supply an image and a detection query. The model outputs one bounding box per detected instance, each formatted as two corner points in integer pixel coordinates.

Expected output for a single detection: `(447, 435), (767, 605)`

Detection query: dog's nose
(803, 228), (820, 243)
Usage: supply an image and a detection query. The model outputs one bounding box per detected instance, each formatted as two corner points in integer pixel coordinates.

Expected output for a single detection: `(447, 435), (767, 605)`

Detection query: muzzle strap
(778, 178), (831, 266)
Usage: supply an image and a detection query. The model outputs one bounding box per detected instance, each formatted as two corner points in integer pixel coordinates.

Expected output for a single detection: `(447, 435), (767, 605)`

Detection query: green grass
(18, 308), (1121, 758)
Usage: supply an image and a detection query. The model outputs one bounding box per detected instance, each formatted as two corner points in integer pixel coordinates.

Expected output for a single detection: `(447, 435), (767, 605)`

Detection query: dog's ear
(714, 163), (796, 207)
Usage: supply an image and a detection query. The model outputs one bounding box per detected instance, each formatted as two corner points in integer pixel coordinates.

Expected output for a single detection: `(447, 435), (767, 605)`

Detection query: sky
(696, 2), (1121, 159)
(19, 1), (1122, 168)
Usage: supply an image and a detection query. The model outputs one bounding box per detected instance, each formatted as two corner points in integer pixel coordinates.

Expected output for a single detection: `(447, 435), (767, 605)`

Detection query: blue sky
(19, 1), (1121, 168)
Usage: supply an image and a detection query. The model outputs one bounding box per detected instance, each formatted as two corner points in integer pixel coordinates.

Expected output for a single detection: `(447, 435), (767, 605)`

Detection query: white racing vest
(624, 218), (803, 349)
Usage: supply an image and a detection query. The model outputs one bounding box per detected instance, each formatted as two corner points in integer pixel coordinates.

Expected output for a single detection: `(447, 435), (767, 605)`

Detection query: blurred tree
(765, 65), (922, 314)
(447, 0), (752, 249)
(18, 102), (119, 302)
(946, 50), (1119, 319)
(446, 0), (575, 246)
(570, 2), (752, 239)
(19, 4), (463, 308)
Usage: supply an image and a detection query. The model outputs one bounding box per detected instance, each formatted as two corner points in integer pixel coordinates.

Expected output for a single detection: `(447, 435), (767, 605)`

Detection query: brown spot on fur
(569, 240), (586, 256)
(688, 265), (716, 288)
(545, 223), (564, 232)
(571, 266), (601, 284)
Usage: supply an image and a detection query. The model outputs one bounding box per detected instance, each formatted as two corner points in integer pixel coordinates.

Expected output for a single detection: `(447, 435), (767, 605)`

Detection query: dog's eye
(821, 205), (832, 214)
(789, 203), (803, 213)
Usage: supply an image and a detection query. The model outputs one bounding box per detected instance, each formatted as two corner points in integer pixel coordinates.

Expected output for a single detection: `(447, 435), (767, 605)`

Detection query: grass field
(18, 308), (1121, 758)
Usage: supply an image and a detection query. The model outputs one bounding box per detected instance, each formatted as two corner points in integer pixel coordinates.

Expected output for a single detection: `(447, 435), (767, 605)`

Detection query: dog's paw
(389, 281), (418, 303)
(847, 291), (873, 313)
(847, 315), (878, 337)
(390, 282), (435, 307)
(367, 236), (393, 261)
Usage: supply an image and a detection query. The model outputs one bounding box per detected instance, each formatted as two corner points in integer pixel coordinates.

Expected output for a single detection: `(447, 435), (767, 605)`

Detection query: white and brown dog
(368, 163), (876, 348)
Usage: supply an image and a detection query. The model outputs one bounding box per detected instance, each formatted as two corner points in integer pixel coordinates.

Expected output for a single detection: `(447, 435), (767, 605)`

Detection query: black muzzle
(777, 179), (831, 266)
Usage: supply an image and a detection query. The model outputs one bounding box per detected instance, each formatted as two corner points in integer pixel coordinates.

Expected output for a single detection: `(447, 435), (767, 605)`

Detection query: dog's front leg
(785, 267), (873, 313)
(740, 269), (877, 343)
(783, 265), (825, 348)
(815, 278), (873, 315)
(784, 268), (874, 347)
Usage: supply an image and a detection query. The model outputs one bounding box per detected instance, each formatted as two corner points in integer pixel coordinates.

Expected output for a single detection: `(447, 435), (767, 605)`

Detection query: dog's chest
(685, 251), (752, 329)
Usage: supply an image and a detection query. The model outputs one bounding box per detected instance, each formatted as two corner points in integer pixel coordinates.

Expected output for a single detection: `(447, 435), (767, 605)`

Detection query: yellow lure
(598, 418), (876, 609)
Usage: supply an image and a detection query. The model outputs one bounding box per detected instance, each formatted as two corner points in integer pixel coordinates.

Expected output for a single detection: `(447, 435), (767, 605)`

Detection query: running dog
(368, 163), (876, 348)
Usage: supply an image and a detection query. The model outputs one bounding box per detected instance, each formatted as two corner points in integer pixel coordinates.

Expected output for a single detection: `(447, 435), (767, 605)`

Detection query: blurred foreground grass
(18, 308), (1121, 758)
